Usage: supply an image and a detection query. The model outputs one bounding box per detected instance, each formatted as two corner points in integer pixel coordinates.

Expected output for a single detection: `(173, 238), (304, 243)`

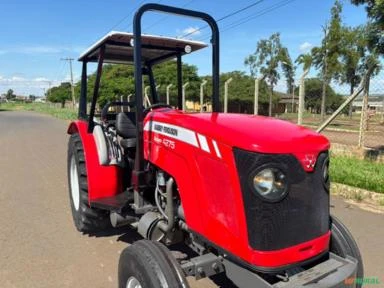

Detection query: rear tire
(67, 133), (111, 233)
(118, 240), (189, 288)
(330, 215), (364, 287)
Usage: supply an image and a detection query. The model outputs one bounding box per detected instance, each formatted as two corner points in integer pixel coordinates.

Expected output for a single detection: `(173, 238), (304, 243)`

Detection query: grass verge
(0, 102), (77, 120)
(330, 154), (384, 194)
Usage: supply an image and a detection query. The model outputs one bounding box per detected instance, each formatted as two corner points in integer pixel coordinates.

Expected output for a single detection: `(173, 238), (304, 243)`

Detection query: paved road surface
(1, 111), (383, 288)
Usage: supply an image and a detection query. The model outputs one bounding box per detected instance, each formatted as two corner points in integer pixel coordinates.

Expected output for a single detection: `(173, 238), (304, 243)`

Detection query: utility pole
(61, 58), (75, 107)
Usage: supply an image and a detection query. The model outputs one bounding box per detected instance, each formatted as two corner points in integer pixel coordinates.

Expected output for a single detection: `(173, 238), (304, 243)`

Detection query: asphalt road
(1, 111), (383, 288)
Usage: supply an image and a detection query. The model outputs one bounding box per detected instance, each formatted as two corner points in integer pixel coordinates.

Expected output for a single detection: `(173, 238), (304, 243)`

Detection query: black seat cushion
(116, 112), (136, 139)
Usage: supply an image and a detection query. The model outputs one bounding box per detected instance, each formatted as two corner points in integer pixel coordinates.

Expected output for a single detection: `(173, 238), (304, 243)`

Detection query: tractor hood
(146, 110), (330, 155)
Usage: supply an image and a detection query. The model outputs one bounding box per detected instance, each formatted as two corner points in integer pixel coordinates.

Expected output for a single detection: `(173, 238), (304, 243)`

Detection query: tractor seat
(116, 112), (136, 149)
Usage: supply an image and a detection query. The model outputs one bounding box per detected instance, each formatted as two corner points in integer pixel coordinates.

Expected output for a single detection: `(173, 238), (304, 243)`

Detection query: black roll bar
(132, 3), (220, 186)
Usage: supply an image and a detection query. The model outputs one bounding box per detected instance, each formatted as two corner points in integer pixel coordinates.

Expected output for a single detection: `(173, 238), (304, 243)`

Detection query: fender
(67, 120), (122, 202)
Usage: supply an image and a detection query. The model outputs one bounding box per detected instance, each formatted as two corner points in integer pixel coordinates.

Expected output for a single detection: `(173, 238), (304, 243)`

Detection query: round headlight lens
(253, 168), (288, 201)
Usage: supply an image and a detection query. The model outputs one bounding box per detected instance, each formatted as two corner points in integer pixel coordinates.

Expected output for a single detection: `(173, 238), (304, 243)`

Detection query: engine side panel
(67, 121), (122, 202)
(143, 112), (330, 268)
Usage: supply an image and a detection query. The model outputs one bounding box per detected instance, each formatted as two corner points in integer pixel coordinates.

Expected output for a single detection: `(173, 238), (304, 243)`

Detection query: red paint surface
(67, 121), (122, 202)
(144, 110), (330, 268)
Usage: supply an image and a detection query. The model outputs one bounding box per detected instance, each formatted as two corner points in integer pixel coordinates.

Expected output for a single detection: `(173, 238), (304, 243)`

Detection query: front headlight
(252, 168), (288, 202)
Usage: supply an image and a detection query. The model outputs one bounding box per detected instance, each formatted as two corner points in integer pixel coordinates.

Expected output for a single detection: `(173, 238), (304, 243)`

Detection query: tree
(302, 78), (343, 113)
(244, 33), (294, 116)
(296, 53), (313, 74)
(351, 0), (384, 54)
(6, 89), (15, 100)
(76, 62), (202, 109)
(339, 25), (366, 117)
(311, 0), (343, 120)
(47, 82), (72, 107)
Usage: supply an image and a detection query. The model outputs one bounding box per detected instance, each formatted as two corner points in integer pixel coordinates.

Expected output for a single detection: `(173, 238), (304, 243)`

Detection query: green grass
(0, 102), (77, 120)
(330, 154), (384, 194)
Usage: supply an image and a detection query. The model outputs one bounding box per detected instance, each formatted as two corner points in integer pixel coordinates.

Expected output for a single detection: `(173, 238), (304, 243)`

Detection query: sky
(0, 0), (374, 96)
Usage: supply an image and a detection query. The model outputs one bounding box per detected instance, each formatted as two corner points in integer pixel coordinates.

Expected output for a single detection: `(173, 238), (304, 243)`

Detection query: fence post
(224, 78), (233, 113)
(298, 69), (309, 125)
(144, 86), (151, 108)
(166, 84), (173, 105)
(200, 80), (207, 112)
(381, 97), (384, 123)
(182, 82), (189, 111)
(254, 78), (259, 115)
(127, 94), (132, 112)
(358, 75), (370, 148)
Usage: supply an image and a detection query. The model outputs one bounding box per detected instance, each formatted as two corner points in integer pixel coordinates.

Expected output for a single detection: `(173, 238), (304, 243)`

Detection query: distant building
(353, 96), (384, 112)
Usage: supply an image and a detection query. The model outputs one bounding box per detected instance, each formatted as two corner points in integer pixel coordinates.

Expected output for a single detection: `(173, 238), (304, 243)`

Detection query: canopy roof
(78, 31), (207, 65)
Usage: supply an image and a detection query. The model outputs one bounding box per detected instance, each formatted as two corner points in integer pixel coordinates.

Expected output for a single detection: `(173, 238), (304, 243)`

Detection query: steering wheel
(143, 103), (173, 114)
(101, 101), (136, 121)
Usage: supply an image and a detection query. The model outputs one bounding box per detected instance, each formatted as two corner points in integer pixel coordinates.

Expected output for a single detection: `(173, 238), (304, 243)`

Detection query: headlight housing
(252, 168), (288, 202)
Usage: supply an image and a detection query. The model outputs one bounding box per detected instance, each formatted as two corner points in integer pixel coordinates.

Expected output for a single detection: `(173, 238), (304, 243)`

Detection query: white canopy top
(78, 31), (207, 64)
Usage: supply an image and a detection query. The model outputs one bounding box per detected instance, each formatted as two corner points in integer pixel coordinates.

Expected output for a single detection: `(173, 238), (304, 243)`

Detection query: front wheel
(330, 215), (364, 287)
(118, 240), (189, 288)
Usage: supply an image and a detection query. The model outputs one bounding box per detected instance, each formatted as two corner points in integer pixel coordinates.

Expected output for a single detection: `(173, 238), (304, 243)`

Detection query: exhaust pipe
(158, 177), (175, 233)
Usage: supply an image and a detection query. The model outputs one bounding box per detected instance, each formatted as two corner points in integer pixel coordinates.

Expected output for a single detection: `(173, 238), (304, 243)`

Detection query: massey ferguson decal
(144, 120), (222, 158)
(154, 123), (178, 136)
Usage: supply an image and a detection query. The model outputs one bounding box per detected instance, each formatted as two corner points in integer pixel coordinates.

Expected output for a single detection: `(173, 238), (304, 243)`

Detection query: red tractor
(67, 3), (363, 288)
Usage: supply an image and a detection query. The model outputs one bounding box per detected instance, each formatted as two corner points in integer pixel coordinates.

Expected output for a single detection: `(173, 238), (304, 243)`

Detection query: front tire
(67, 133), (111, 233)
(330, 216), (364, 287)
(118, 240), (189, 288)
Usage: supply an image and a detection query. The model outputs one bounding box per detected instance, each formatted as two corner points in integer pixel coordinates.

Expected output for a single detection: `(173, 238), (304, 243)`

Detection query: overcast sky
(0, 0), (376, 96)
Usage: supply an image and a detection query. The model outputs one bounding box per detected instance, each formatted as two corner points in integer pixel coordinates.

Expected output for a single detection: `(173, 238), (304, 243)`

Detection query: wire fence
(42, 71), (383, 152)
(276, 74), (383, 151)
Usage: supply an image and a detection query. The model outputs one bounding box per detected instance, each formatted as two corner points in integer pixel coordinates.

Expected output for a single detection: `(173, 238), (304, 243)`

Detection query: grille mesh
(234, 148), (330, 251)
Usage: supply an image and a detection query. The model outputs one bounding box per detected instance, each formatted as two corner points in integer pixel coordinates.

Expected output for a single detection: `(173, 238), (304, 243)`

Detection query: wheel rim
(70, 155), (80, 211)
(126, 276), (142, 288)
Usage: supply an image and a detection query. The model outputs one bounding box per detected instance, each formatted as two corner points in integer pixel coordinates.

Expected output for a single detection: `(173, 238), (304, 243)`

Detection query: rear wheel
(330, 215), (364, 287)
(118, 240), (189, 288)
(67, 133), (111, 233)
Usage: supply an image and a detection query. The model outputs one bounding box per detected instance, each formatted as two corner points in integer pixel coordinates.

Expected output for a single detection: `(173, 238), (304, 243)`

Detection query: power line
(197, 0), (296, 41)
(122, 0), (165, 32)
(143, 0), (195, 32)
(179, 0), (264, 39)
(221, 0), (295, 34)
(106, 0), (146, 33)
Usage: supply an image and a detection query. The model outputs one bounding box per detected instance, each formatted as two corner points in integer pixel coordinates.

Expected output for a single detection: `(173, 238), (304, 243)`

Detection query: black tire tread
(68, 133), (111, 233)
(330, 215), (364, 287)
(118, 240), (189, 288)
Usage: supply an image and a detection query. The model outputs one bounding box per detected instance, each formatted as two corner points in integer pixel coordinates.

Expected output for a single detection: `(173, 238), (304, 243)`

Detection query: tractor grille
(233, 148), (330, 251)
